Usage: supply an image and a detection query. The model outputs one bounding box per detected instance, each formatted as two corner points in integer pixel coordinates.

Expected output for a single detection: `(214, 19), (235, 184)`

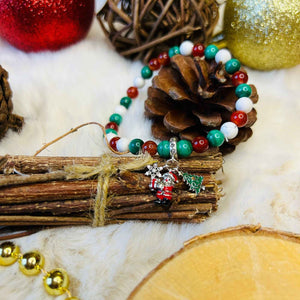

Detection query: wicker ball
(97, 0), (219, 63)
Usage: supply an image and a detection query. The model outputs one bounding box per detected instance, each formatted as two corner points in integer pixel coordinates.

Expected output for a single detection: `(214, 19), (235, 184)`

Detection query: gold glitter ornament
(223, 0), (300, 70)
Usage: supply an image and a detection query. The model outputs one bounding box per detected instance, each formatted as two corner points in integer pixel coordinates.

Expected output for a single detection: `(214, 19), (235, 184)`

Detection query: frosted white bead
(114, 105), (127, 116)
(215, 49), (232, 64)
(235, 97), (253, 113)
(133, 76), (145, 88)
(179, 40), (194, 56)
(105, 132), (118, 144)
(116, 138), (129, 152)
(220, 122), (238, 140)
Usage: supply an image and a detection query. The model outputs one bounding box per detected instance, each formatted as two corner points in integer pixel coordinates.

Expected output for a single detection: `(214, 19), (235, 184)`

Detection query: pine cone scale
(163, 110), (198, 133)
(152, 67), (191, 101)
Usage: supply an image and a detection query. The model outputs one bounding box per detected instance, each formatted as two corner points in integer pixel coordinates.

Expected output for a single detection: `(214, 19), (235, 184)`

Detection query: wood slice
(129, 225), (300, 300)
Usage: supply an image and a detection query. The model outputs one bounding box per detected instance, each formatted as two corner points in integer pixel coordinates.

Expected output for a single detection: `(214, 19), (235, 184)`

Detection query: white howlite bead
(114, 105), (127, 116)
(235, 97), (253, 113)
(215, 49), (232, 64)
(220, 122), (238, 140)
(133, 76), (145, 88)
(116, 138), (129, 152)
(105, 132), (117, 143)
(179, 40), (194, 56)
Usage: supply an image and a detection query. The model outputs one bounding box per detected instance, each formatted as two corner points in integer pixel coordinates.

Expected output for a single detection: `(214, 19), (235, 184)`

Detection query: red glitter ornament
(0, 0), (94, 52)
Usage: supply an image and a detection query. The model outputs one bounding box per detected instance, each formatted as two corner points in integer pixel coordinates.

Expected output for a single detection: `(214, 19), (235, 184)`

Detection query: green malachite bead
(105, 128), (117, 135)
(157, 141), (170, 158)
(177, 140), (193, 158)
(235, 83), (252, 98)
(120, 96), (132, 109)
(141, 66), (153, 79)
(109, 113), (122, 125)
(129, 138), (144, 155)
(168, 46), (180, 58)
(204, 45), (219, 60)
(225, 58), (241, 74)
(207, 130), (225, 147)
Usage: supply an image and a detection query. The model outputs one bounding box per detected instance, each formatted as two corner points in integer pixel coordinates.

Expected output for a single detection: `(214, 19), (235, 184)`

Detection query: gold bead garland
(0, 241), (79, 299)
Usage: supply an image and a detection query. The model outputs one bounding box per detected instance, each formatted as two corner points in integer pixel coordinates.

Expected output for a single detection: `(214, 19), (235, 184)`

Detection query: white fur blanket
(0, 1), (299, 299)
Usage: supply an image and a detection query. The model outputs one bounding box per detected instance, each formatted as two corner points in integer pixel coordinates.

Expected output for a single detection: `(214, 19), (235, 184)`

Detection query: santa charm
(149, 171), (178, 207)
(145, 137), (204, 208)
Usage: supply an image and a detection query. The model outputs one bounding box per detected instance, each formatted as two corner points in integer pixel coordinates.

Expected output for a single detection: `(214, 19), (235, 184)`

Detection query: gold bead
(43, 268), (70, 296)
(65, 298), (79, 300)
(0, 242), (20, 266)
(19, 251), (44, 276)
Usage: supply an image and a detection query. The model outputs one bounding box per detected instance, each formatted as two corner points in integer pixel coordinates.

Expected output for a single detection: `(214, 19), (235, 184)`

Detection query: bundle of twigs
(0, 150), (222, 228)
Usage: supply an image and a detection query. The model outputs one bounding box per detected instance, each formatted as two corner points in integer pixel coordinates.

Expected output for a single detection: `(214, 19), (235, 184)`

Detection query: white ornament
(179, 40), (194, 56)
(235, 97), (253, 113)
(220, 122), (238, 140)
(114, 105), (127, 116)
(133, 76), (145, 88)
(215, 49), (232, 64)
(116, 138), (129, 152)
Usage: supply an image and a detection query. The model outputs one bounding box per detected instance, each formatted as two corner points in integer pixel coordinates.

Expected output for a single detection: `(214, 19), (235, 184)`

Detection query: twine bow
(64, 153), (155, 227)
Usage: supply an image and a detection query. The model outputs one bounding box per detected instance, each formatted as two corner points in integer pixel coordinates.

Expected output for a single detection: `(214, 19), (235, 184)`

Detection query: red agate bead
(105, 122), (118, 131)
(109, 137), (120, 151)
(192, 136), (209, 153)
(192, 44), (205, 57)
(149, 58), (160, 71)
(142, 141), (157, 156)
(158, 52), (170, 66)
(127, 86), (138, 98)
(232, 71), (248, 86)
(230, 111), (248, 127)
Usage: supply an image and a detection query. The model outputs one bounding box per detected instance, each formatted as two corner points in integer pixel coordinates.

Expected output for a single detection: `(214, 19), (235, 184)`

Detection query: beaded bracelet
(104, 42), (255, 159)
(0, 241), (78, 300)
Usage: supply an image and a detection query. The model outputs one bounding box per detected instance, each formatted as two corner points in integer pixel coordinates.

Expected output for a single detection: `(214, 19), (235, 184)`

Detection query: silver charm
(145, 137), (204, 207)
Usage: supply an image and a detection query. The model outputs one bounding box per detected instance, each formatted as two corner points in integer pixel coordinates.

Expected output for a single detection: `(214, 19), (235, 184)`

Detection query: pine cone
(0, 65), (23, 141)
(145, 55), (259, 154)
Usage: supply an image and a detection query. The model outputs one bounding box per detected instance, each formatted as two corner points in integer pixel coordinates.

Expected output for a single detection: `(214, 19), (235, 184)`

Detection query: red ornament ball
(149, 58), (160, 71)
(232, 71), (248, 86)
(0, 0), (94, 52)
(109, 137), (120, 151)
(192, 136), (209, 153)
(231, 111), (248, 127)
(158, 52), (170, 66)
(192, 44), (205, 57)
(142, 141), (157, 156)
(105, 122), (119, 132)
(127, 86), (138, 98)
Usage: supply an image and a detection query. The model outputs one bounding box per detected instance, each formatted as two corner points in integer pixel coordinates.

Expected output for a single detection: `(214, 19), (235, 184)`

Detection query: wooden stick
(0, 193), (217, 215)
(0, 172), (216, 204)
(0, 150), (222, 174)
(0, 215), (91, 226)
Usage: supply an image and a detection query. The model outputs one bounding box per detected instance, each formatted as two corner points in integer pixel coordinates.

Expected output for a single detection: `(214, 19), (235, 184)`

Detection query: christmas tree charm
(182, 173), (204, 195)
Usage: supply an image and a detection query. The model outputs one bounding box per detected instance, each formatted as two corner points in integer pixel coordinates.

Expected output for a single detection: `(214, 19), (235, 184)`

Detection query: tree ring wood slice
(129, 225), (300, 300)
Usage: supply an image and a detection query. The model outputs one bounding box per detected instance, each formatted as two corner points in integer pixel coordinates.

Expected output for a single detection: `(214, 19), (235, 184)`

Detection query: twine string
(65, 153), (155, 227)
